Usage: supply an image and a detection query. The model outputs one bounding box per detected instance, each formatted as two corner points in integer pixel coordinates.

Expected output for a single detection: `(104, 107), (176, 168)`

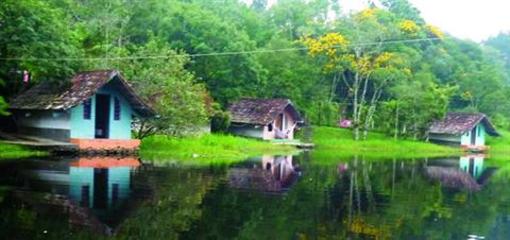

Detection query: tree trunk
(352, 72), (360, 140)
(362, 88), (382, 140)
(394, 103), (399, 140)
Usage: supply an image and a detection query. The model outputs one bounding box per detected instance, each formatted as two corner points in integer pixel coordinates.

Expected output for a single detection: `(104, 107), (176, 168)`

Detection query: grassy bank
(486, 130), (510, 160)
(139, 134), (297, 164)
(0, 142), (47, 159)
(310, 126), (460, 160)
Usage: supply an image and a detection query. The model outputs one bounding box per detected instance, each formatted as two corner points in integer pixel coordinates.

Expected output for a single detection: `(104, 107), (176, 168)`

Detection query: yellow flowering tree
(399, 20), (420, 34)
(426, 24), (445, 39)
(303, 8), (410, 140)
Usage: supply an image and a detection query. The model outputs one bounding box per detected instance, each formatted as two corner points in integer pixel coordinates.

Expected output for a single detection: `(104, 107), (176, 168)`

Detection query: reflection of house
(20, 157), (140, 231)
(68, 157), (140, 210)
(459, 155), (484, 179)
(228, 98), (302, 140)
(9, 70), (155, 150)
(425, 155), (495, 191)
(428, 112), (499, 151)
(228, 155), (300, 193)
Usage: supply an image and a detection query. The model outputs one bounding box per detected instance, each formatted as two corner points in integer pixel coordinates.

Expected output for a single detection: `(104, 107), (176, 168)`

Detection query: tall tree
(0, 0), (82, 97)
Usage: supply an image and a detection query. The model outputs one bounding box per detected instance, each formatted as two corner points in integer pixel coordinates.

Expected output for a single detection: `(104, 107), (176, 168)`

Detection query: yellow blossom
(357, 8), (377, 20)
(427, 24), (444, 39)
(399, 20), (420, 34)
(374, 52), (394, 67)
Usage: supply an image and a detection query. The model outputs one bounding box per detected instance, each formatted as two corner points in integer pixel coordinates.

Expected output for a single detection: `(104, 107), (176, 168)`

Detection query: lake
(0, 152), (508, 239)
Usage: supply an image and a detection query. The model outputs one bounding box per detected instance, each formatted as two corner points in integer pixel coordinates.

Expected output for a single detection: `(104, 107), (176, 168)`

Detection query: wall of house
(107, 167), (131, 208)
(263, 109), (297, 140)
(14, 110), (71, 141)
(70, 83), (133, 140)
(429, 133), (461, 145)
(460, 124), (485, 146)
(69, 166), (131, 209)
(262, 124), (275, 140)
(69, 167), (94, 208)
(459, 155), (484, 179)
(229, 124), (264, 139)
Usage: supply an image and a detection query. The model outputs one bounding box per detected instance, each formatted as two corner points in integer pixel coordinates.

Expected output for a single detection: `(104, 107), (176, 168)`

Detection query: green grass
(139, 134), (298, 165)
(0, 142), (47, 159)
(485, 130), (510, 161)
(310, 126), (460, 160)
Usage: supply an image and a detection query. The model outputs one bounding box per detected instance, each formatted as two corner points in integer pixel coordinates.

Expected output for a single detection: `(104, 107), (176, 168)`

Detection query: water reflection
(1, 153), (510, 239)
(10, 157), (141, 235)
(69, 158), (139, 216)
(227, 155), (301, 193)
(425, 155), (495, 191)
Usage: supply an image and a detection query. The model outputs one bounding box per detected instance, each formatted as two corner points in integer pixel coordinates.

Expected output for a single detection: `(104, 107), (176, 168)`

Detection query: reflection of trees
(0, 164), (225, 239)
(331, 156), (508, 239)
(184, 155), (510, 239)
(3, 155), (510, 239)
(115, 165), (222, 239)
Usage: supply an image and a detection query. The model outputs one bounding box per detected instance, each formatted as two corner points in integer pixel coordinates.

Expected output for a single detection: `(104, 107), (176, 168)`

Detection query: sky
(340, 0), (510, 42)
(257, 0), (510, 42)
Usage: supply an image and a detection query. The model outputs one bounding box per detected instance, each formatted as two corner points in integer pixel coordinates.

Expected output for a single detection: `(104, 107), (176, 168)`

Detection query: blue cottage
(9, 70), (155, 150)
(428, 112), (499, 152)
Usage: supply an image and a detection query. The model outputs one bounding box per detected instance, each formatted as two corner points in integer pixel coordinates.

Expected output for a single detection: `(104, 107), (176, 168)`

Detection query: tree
(0, 0), (82, 97)
(107, 38), (209, 137)
(303, 9), (413, 140)
(380, 71), (457, 139)
(0, 96), (8, 116)
(485, 32), (510, 79)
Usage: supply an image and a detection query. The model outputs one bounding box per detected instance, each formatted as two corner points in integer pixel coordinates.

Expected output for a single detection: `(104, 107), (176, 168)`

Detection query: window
(83, 99), (92, 119)
(112, 183), (119, 204)
(81, 185), (90, 207)
(268, 123), (273, 132)
(114, 97), (121, 120)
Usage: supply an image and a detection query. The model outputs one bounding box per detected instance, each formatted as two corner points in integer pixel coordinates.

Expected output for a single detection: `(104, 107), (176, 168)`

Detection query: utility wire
(0, 36), (445, 62)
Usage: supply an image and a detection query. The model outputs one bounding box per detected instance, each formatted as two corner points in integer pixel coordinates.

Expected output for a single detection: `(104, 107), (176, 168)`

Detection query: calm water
(0, 152), (509, 239)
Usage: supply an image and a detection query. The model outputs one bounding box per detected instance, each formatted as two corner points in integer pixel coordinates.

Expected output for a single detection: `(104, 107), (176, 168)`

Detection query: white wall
(15, 110), (70, 130)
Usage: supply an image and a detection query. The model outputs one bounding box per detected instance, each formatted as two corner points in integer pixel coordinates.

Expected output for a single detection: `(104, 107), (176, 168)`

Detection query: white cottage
(228, 98), (302, 140)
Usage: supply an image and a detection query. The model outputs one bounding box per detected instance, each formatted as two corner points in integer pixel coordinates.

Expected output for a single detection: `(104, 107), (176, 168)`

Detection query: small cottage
(228, 98), (302, 140)
(428, 112), (499, 151)
(9, 70), (155, 150)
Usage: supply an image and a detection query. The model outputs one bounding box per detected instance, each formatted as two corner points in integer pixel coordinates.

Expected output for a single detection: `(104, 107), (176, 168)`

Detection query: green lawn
(0, 142), (47, 159)
(486, 130), (510, 161)
(310, 126), (460, 160)
(139, 134), (297, 165)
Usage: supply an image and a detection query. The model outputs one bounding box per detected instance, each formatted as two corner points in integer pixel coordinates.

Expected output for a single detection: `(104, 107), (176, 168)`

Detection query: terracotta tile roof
(429, 112), (499, 136)
(228, 98), (302, 125)
(9, 70), (155, 117)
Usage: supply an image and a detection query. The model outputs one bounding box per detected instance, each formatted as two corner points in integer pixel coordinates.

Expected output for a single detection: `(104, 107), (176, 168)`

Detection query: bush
(211, 110), (231, 133)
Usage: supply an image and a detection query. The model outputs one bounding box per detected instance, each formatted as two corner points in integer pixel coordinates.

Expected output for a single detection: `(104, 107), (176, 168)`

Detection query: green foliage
(306, 100), (342, 126)
(109, 38), (209, 137)
(485, 32), (510, 79)
(1, 0), (510, 140)
(210, 109), (231, 133)
(379, 72), (457, 139)
(0, 0), (82, 97)
(0, 97), (8, 116)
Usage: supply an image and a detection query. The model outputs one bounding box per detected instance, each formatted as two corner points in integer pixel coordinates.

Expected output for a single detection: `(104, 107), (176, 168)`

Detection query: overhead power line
(0, 36), (445, 62)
